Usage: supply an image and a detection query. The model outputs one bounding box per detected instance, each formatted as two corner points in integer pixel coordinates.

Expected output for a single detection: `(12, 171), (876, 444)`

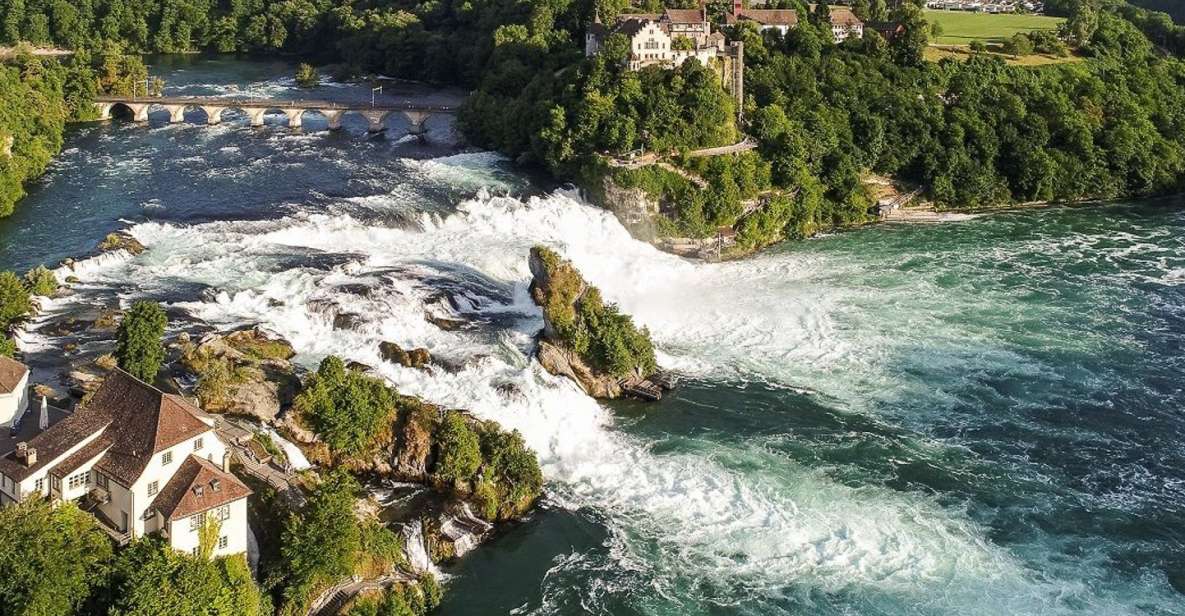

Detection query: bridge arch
(97, 101), (150, 123)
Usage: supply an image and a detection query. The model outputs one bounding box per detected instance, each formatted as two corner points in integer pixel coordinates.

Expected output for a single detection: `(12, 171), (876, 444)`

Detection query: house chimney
(221, 449), (232, 473)
(16, 442), (27, 458)
(38, 396), (48, 431)
(733, 0), (743, 18)
(25, 448), (36, 466)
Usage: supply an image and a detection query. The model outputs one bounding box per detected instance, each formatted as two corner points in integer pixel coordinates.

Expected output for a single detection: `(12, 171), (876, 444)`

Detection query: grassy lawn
(924, 45), (1084, 66)
(925, 10), (1065, 45)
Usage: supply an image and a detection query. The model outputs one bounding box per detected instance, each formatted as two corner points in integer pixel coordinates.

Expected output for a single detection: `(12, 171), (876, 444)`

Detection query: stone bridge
(94, 95), (457, 137)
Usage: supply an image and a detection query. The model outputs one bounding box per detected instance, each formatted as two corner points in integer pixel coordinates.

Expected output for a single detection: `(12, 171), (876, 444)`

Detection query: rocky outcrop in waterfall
(178, 326), (300, 422)
(528, 246), (667, 401)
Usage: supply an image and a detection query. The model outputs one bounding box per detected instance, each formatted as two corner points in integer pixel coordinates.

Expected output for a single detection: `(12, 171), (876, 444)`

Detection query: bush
(0, 335), (15, 357)
(114, 300), (167, 382)
(295, 63), (320, 88)
(23, 265), (57, 296)
(295, 356), (397, 458)
(433, 411), (481, 487)
(0, 271), (31, 329)
(106, 537), (270, 616)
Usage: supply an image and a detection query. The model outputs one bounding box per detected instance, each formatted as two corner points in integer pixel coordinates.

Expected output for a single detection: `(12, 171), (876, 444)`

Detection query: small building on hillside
(0, 369), (251, 558)
(0, 356), (29, 428)
(724, 2), (864, 43)
(866, 20), (905, 42)
(725, 6), (800, 35)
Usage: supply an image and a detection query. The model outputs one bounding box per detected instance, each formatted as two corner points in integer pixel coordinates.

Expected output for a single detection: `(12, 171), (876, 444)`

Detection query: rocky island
(528, 246), (670, 400)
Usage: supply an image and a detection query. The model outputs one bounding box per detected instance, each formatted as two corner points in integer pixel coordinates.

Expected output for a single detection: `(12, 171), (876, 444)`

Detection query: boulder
(97, 231), (145, 255)
(379, 341), (431, 370)
(536, 339), (622, 399)
(181, 328), (300, 423)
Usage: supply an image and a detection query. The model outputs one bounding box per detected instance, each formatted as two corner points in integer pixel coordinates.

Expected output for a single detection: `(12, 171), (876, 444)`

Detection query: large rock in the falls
(379, 341), (432, 370)
(180, 327), (300, 422)
(97, 231), (145, 255)
(527, 246), (659, 400)
(536, 339), (623, 399)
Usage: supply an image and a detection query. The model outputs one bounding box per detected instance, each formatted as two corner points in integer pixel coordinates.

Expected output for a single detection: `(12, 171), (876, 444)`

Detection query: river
(2, 57), (1183, 616)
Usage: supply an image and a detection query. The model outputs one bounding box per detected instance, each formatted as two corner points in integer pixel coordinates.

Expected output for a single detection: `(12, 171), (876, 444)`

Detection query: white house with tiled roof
(0, 355), (29, 428)
(0, 369), (251, 557)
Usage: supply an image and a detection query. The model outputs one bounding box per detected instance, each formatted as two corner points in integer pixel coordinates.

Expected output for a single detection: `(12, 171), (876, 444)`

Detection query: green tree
(23, 265), (57, 296)
(295, 356), (397, 458)
(114, 300), (167, 382)
(295, 63), (319, 88)
(277, 471), (363, 615)
(0, 499), (114, 616)
(433, 411), (481, 487)
(0, 271), (31, 329)
(106, 537), (269, 616)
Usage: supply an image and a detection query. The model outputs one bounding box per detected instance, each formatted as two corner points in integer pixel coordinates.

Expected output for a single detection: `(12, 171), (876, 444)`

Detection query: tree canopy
(115, 299), (167, 382)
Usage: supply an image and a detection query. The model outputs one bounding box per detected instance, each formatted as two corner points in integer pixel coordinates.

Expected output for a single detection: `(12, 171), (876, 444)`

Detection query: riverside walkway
(94, 95), (456, 135)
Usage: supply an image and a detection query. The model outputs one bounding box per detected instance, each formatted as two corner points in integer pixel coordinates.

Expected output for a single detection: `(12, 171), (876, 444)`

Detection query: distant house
(724, 2), (864, 43)
(0, 369), (251, 558)
(866, 20), (906, 42)
(586, 7), (730, 71)
(724, 4), (800, 36)
(0, 356), (29, 428)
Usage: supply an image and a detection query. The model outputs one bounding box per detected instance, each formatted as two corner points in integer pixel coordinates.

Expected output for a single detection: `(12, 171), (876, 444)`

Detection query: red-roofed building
(0, 369), (251, 557)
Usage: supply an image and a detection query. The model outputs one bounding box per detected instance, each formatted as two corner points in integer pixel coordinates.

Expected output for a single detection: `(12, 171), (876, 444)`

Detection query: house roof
(149, 455), (251, 522)
(0, 369), (212, 485)
(49, 435), (112, 478)
(730, 9), (800, 26)
(827, 6), (863, 26)
(663, 8), (705, 24)
(0, 408), (112, 482)
(613, 16), (662, 37)
(0, 356), (28, 394)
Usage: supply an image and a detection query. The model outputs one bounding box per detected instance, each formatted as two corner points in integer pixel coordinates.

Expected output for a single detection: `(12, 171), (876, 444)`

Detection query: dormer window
(210, 479), (221, 492)
(161, 451), (173, 465)
(194, 437), (203, 451)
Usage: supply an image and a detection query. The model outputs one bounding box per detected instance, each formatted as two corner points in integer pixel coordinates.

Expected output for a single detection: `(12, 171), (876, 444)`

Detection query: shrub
(0, 271), (31, 329)
(23, 265), (57, 296)
(433, 411), (481, 487)
(295, 63), (320, 88)
(114, 300), (167, 382)
(295, 356), (398, 458)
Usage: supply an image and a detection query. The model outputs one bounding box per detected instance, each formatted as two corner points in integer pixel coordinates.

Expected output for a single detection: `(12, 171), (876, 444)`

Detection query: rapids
(2, 57), (1182, 616)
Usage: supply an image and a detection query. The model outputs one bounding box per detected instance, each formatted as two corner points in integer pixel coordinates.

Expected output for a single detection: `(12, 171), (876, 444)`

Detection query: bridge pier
(404, 111), (431, 142)
(164, 104), (186, 123)
(245, 108), (267, 127)
(283, 108), (304, 129)
(322, 109), (345, 131)
(359, 109), (390, 133)
(201, 106), (225, 125)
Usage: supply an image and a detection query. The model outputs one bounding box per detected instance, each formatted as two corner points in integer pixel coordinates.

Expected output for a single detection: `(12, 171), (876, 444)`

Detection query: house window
(192, 546), (200, 556)
(190, 514), (203, 531)
(218, 536), (228, 550)
(194, 438), (203, 451)
(34, 478), (44, 493)
(161, 451), (173, 465)
(95, 473), (108, 489)
(147, 480), (159, 496)
(217, 505), (231, 521)
(67, 472), (88, 490)
(50, 475), (60, 492)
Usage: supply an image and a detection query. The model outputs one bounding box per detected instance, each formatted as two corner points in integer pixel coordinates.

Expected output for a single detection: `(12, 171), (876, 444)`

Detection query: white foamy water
(55, 157), (1172, 615)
